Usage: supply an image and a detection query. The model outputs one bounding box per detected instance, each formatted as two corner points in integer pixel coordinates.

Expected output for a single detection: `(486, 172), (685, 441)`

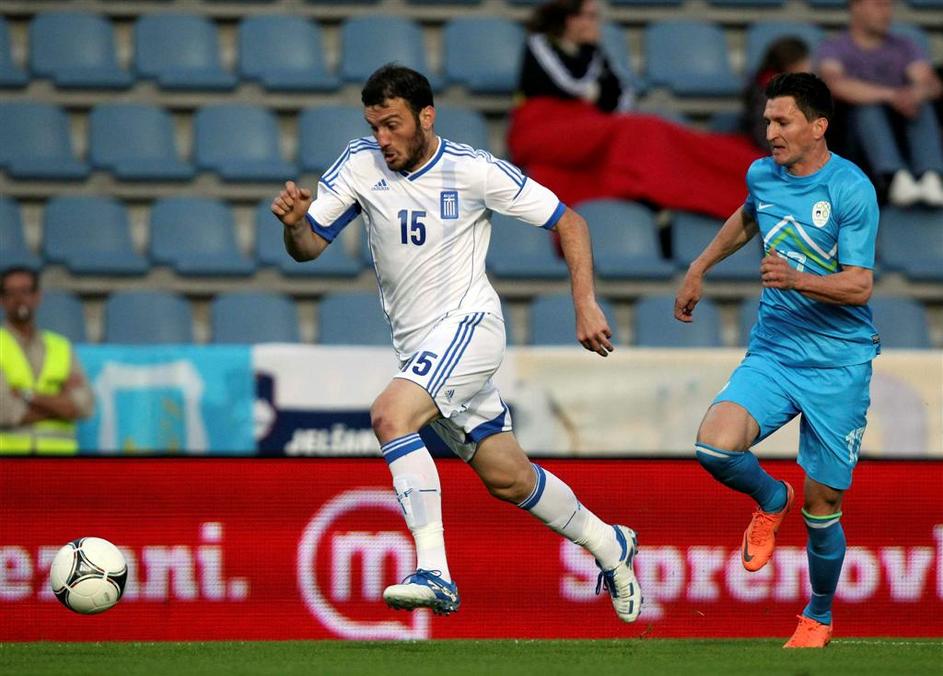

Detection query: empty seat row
(0, 101), (490, 181)
(3, 196), (940, 281)
(5, 289), (933, 349)
(4, 13), (934, 97)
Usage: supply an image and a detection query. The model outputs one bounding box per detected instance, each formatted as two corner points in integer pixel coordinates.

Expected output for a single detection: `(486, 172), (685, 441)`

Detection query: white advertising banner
(253, 346), (943, 458)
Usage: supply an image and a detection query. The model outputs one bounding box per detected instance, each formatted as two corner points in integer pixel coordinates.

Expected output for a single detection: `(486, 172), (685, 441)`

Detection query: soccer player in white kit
(272, 64), (642, 622)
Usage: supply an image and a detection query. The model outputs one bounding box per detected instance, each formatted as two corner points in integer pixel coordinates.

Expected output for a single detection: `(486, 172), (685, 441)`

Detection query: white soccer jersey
(307, 136), (564, 359)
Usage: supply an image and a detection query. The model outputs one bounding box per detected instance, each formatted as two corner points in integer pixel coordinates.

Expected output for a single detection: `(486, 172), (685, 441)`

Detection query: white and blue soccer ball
(50, 537), (127, 615)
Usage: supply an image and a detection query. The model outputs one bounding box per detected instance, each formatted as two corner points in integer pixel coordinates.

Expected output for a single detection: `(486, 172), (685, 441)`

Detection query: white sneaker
(888, 169), (922, 207)
(383, 569), (460, 615)
(917, 171), (943, 208)
(595, 525), (643, 623)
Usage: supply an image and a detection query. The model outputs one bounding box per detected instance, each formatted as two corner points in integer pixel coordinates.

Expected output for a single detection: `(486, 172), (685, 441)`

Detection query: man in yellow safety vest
(0, 267), (94, 454)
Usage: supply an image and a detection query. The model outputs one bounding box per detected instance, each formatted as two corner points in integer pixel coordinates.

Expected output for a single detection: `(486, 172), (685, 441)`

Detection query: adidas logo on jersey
(371, 179), (390, 191)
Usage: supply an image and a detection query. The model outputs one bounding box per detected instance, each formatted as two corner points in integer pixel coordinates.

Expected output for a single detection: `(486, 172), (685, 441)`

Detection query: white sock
(381, 433), (451, 581)
(517, 463), (623, 569)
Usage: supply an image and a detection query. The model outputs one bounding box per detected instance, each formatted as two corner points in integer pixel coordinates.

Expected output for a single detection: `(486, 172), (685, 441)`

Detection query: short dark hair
(765, 72), (833, 122)
(361, 64), (434, 119)
(0, 266), (39, 295)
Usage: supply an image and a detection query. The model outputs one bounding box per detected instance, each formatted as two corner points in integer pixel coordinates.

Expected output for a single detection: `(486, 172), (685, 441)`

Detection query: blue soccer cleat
(595, 525), (643, 623)
(383, 569), (460, 616)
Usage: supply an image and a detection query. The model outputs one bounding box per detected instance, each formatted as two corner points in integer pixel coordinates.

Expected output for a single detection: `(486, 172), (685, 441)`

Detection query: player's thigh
(396, 312), (504, 419)
(796, 362), (872, 492)
(704, 352), (799, 451)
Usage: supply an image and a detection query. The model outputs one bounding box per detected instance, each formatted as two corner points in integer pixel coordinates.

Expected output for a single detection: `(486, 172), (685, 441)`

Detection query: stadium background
(1, 0), (941, 642)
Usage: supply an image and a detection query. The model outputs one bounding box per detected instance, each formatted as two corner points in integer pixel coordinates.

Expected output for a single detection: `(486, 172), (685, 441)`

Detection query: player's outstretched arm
(554, 207), (614, 358)
(675, 207), (758, 323)
(271, 181), (328, 262)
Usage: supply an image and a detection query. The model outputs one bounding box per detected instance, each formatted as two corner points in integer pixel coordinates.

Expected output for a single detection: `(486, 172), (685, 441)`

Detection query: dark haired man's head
(765, 72), (833, 123)
(361, 64), (437, 172)
(763, 73), (833, 173)
(757, 37), (811, 77)
(0, 267), (41, 325)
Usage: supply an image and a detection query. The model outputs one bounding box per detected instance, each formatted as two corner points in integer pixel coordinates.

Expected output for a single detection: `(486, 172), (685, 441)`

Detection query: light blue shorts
(714, 351), (872, 490)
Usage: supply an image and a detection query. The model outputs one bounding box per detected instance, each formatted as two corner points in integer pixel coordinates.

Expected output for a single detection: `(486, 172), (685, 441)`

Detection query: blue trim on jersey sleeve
(306, 202), (362, 243)
(541, 201), (566, 230)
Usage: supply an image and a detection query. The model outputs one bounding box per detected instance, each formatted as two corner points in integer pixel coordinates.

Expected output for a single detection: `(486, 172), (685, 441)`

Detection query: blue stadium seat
(29, 12), (131, 89)
(134, 14), (237, 90)
(0, 17), (28, 88)
(211, 291), (300, 344)
(868, 296), (931, 349)
(239, 16), (338, 91)
(634, 295), (722, 347)
(150, 197), (255, 276)
(609, 0), (682, 5)
(443, 17), (523, 94)
(878, 207), (943, 282)
(577, 200), (675, 280)
(708, 110), (742, 134)
(738, 295), (760, 346)
(194, 104), (295, 182)
(531, 293), (619, 345)
(318, 291), (391, 345)
(43, 197), (148, 275)
(671, 211), (762, 281)
(0, 198), (41, 270)
(36, 291), (87, 343)
(487, 213), (569, 279)
(745, 22), (826, 75)
(89, 103), (194, 181)
(298, 105), (370, 174)
(104, 291), (194, 344)
(645, 21), (739, 96)
(906, 0), (943, 7)
(602, 22), (645, 94)
(708, 0), (784, 6)
(340, 17), (439, 88)
(805, 0), (844, 5)
(0, 102), (88, 180)
(255, 200), (361, 277)
(435, 106), (490, 151)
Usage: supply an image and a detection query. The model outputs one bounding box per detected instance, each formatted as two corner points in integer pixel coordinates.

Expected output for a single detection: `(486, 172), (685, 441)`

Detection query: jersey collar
(399, 136), (444, 182)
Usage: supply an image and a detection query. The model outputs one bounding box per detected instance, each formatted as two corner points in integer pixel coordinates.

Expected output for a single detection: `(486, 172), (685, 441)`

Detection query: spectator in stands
(508, 0), (763, 220)
(742, 37), (812, 150)
(817, 0), (943, 207)
(0, 267), (93, 454)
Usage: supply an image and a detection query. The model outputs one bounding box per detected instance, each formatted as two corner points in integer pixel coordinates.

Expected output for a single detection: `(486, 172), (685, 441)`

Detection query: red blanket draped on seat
(507, 98), (763, 219)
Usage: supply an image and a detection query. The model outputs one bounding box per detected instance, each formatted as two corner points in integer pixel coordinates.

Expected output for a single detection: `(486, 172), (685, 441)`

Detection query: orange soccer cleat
(784, 614), (832, 648)
(741, 481), (794, 572)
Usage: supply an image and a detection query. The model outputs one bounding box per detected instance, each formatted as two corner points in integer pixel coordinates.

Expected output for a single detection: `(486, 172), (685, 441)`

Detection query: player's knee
(370, 403), (410, 443)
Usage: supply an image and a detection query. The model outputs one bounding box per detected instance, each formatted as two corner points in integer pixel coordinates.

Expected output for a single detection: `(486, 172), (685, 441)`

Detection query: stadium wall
(1, 458), (941, 640)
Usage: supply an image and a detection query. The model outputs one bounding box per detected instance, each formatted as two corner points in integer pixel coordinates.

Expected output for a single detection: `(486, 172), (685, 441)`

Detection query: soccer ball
(50, 537), (128, 614)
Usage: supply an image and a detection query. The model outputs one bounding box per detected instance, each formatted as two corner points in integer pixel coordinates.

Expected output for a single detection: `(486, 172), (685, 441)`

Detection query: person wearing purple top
(817, 0), (942, 207)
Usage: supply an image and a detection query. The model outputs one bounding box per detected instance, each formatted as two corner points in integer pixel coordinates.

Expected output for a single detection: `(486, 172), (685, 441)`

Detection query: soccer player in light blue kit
(675, 73), (879, 648)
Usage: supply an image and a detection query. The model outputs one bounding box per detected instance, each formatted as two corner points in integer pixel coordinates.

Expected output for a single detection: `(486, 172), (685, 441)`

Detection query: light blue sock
(695, 443), (787, 512)
(802, 509), (845, 626)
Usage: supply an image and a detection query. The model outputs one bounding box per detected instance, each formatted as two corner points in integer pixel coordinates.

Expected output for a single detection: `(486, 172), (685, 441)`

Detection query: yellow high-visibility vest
(0, 327), (78, 454)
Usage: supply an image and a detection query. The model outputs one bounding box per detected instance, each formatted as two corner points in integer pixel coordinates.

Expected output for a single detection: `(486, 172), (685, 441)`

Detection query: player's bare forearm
(555, 207), (597, 305)
(554, 207), (614, 356)
(762, 253), (873, 306)
(688, 207), (758, 276)
(283, 223), (328, 262)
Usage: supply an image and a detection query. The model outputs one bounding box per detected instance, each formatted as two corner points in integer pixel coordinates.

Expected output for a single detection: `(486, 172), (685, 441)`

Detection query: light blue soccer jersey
(743, 153), (880, 367)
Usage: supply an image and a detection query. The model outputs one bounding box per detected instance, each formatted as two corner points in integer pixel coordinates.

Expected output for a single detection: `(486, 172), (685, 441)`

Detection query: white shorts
(394, 311), (512, 461)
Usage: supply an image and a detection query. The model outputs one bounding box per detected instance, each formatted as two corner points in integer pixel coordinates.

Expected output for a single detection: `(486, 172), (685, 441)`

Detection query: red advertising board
(1, 459), (941, 641)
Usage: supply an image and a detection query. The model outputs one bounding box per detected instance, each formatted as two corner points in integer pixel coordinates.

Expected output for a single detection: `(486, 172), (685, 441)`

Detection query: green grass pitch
(2, 639), (941, 676)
